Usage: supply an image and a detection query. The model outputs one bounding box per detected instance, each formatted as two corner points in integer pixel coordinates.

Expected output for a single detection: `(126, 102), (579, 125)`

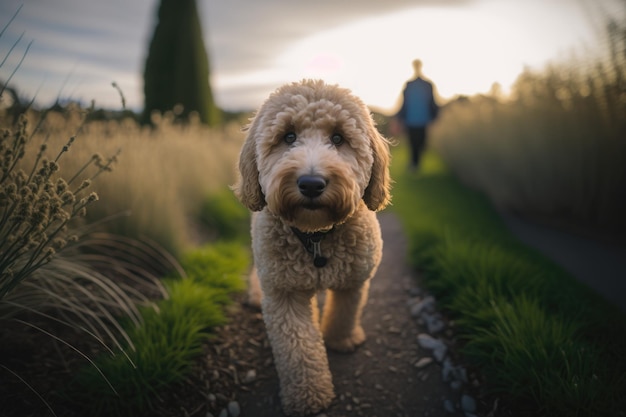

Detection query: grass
(391, 148), (626, 416)
(66, 242), (248, 416)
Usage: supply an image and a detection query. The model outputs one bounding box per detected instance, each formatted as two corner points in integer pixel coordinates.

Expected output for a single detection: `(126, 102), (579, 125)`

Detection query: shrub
(199, 189), (250, 242)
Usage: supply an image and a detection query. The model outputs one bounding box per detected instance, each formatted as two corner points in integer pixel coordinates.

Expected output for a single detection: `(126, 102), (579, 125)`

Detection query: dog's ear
(233, 116), (266, 212)
(363, 126), (392, 212)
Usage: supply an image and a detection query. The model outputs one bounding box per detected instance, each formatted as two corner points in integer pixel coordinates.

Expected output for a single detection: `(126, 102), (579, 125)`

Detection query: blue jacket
(397, 77), (438, 128)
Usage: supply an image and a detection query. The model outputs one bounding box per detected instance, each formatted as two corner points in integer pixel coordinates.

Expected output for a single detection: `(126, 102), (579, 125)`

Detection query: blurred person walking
(394, 59), (439, 172)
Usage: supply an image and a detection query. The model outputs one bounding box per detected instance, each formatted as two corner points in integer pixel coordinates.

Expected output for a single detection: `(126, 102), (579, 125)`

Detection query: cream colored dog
(234, 79), (391, 416)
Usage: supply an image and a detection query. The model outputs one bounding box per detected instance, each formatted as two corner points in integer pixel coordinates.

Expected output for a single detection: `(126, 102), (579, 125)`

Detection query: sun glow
(262, 3), (596, 113)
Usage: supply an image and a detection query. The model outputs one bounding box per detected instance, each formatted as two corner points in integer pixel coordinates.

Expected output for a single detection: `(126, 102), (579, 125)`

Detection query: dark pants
(406, 126), (427, 170)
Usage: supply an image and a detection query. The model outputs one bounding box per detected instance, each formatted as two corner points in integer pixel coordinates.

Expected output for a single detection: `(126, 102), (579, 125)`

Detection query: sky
(0, 0), (622, 114)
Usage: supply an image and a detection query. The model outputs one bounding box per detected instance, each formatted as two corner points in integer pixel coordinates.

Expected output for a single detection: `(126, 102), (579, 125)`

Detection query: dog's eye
(330, 133), (344, 146)
(284, 132), (297, 144)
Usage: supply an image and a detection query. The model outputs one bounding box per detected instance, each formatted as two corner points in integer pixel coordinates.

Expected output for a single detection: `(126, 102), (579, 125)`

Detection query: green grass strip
(391, 148), (626, 417)
(66, 242), (248, 416)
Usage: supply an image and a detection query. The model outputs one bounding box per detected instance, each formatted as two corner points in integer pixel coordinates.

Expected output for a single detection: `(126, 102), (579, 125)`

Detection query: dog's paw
(324, 326), (366, 353)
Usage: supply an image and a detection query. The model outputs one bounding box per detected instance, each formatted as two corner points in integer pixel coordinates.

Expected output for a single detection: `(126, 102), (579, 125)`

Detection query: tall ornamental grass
(431, 17), (626, 238)
(13, 109), (244, 256)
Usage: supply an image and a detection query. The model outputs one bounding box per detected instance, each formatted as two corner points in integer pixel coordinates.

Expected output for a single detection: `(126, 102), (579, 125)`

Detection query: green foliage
(392, 150), (626, 416)
(199, 189), (250, 242)
(68, 243), (248, 416)
(142, 0), (221, 126)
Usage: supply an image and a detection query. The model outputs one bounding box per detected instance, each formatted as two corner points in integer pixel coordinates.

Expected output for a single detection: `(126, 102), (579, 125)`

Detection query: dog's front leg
(321, 280), (370, 352)
(262, 289), (335, 416)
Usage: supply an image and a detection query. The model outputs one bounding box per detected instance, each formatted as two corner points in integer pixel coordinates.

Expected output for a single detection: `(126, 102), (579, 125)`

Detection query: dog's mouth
(302, 201), (323, 210)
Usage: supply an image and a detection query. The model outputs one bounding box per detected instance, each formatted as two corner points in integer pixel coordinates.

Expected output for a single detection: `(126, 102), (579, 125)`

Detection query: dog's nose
(297, 175), (326, 198)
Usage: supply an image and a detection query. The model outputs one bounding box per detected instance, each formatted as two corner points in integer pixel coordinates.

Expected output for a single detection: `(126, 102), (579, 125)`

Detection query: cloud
(202, 0), (471, 73)
(0, 0), (616, 112)
(3, 0), (453, 109)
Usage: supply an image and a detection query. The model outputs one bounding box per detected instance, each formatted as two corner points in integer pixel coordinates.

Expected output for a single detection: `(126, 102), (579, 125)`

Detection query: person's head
(412, 59), (423, 77)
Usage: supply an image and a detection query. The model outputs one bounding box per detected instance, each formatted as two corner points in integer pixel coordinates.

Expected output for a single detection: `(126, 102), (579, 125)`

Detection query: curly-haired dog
(234, 79), (391, 416)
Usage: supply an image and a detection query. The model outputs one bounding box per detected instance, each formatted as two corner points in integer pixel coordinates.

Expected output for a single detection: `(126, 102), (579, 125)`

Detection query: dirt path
(226, 212), (471, 417)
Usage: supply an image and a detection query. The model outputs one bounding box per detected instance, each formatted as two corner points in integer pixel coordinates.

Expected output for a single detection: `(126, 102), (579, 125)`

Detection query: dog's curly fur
(234, 79), (391, 416)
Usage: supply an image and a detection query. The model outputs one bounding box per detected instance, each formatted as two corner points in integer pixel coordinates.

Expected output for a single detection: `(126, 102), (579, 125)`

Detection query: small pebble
(410, 296), (436, 317)
(433, 344), (448, 362)
(228, 400), (241, 417)
(218, 409), (228, 417)
(417, 334), (441, 350)
(415, 357), (434, 368)
(459, 367), (469, 383)
(441, 358), (454, 381)
(443, 399), (456, 413)
(408, 287), (422, 297)
(407, 296), (421, 307)
(461, 395), (476, 413)
(450, 380), (463, 391)
(423, 312), (446, 334)
(243, 369), (256, 384)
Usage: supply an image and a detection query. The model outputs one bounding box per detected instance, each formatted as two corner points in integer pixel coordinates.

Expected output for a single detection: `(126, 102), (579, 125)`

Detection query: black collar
(291, 227), (333, 268)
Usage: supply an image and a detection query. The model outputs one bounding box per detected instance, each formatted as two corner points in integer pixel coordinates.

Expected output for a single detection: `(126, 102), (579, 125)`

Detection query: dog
(234, 79), (391, 415)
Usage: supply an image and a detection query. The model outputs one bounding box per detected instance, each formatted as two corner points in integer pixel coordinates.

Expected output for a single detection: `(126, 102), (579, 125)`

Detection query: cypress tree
(142, 0), (221, 126)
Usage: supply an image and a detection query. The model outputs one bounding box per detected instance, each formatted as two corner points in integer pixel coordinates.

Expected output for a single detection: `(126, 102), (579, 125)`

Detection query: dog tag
(314, 256), (327, 268)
